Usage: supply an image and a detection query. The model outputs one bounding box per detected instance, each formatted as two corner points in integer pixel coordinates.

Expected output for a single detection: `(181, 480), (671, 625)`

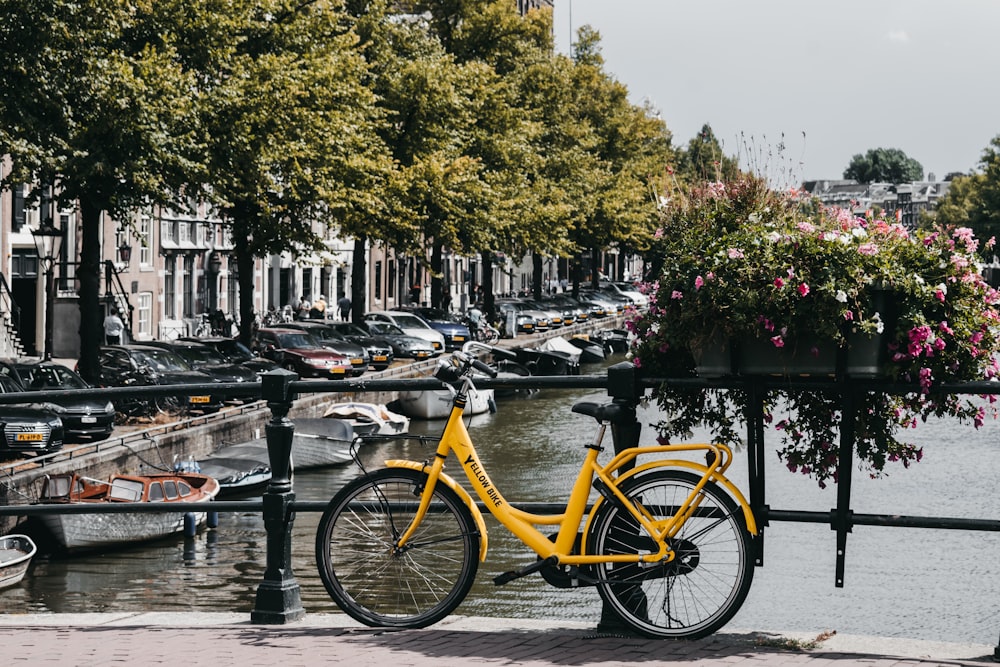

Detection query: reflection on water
(5, 363), (1000, 645)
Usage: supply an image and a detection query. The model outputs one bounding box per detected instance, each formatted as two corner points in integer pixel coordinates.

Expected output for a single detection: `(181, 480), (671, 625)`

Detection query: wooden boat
(0, 534), (36, 589)
(395, 384), (495, 420)
(321, 402), (410, 436)
(36, 471), (220, 552)
(197, 440), (272, 498)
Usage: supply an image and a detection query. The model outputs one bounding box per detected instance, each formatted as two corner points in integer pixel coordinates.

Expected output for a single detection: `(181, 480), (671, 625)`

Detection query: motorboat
(394, 384), (495, 420)
(0, 534), (37, 588)
(197, 440), (272, 498)
(591, 328), (630, 354)
(492, 359), (538, 399)
(36, 471), (220, 553)
(321, 402), (410, 436)
(288, 417), (359, 469)
(566, 335), (607, 363)
(513, 337), (582, 376)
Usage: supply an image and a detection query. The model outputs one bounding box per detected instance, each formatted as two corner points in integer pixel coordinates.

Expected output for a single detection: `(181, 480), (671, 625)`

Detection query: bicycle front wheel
(586, 469), (755, 639)
(315, 467), (481, 628)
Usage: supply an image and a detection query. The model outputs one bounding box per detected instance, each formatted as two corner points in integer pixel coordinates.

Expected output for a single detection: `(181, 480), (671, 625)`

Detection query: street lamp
(117, 242), (133, 270)
(31, 219), (64, 360)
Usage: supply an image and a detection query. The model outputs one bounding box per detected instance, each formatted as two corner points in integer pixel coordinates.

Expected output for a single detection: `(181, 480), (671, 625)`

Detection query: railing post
(251, 368), (305, 624)
(598, 361), (644, 633)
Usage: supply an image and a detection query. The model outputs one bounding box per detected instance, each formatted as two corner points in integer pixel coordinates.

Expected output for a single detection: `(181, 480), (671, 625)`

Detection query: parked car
(0, 360), (115, 442)
(364, 311), (445, 353)
(95, 345), (226, 415)
(352, 320), (436, 360)
(494, 300), (546, 334)
(142, 340), (260, 402)
(394, 307), (472, 349)
(280, 321), (368, 376)
(325, 322), (395, 370)
(0, 375), (65, 457)
(580, 289), (626, 315)
(600, 280), (649, 308)
(179, 336), (279, 376)
(251, 327), (354, 378)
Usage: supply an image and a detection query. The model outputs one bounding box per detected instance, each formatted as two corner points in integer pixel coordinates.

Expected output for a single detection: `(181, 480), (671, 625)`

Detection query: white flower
(872, 312), (884, 334)
(835, 290), (848, 303)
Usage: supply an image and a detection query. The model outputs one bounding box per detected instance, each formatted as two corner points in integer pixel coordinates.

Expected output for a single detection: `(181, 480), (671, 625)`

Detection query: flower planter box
(736, 337), (836, 376)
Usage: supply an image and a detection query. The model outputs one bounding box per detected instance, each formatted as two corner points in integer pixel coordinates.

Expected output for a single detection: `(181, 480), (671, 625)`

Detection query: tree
(677, 124), (739, 182)
(843, 147), (923, 184)
(0, 0), (202, 382)
(932, 135), (1000, 257)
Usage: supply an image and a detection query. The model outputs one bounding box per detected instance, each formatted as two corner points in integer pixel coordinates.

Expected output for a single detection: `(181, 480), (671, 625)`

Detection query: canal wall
(0, 317), (626, 534)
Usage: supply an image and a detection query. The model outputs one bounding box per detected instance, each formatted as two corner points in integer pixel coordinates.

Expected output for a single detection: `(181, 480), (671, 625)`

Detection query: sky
(552, 0), (1000, 185)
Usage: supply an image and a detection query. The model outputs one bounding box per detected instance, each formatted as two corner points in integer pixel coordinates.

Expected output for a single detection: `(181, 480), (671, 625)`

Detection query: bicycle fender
(583, 460), (758, 541)
(384, 459), (489, 561)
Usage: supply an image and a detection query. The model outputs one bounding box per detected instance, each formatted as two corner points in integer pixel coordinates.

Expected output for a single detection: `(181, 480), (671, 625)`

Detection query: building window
(387, 260), (395, 298)
(138, 293), (152, 336)
(139, 216), (152, 266)
(164, 256), (176, 318)
(182, 255), (193, 316)
(374, 260), (382, 300)
(179, 221), (192, 245)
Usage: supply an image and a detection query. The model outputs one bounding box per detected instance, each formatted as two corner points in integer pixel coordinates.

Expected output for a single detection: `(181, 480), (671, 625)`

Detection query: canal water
(4, 356), (1000, 646)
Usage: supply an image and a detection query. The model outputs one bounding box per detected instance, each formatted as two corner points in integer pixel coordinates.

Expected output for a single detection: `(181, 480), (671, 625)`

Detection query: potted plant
(628, 175), (1000, 486)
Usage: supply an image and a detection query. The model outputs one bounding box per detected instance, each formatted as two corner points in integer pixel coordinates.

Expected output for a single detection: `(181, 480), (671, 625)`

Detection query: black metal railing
(3, 367), (1000, 639)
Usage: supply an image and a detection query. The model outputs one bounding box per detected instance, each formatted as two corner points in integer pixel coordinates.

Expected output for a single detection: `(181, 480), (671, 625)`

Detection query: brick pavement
(0, 614), (995, 666)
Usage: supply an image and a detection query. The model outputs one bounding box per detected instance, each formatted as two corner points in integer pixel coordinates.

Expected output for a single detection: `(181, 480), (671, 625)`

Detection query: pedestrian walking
(310, 294), (327, 319)
(337, 294), (352, 321)
(103, 308), (125, 345)
(296, 296), (311, 320)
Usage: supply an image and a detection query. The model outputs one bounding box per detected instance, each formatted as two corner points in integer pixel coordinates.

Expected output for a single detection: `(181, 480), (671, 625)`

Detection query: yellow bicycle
(315, 343), (758, 639)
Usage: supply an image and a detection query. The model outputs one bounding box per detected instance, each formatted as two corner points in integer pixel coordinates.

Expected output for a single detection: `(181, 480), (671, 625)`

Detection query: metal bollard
(251, 368), (306, 624)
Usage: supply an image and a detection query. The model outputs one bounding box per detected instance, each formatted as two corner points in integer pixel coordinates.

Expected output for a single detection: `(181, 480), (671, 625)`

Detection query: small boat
(567, 335), (607, 363)
(36, 471), (220, 552)
(492, 359), (538, 399)
(0, 534), (36, 589)
(322, 402), (410, 436)
(288, 417), (358, 469)
(591, 328), (630, 354)
(197, 440), (272, 499)
(395, 384), (495, 420)
(514, 337), (582, 376)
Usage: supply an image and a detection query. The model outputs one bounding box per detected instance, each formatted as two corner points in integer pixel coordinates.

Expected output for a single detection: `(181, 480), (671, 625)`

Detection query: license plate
(373, 355), (387, 362)
(453, 336), (465, 342)
(524, 324), (533, 329)
(416, 352), (429, 358)
(81, 417), (97, 424)
(190, 396), (211, 404)
(330, 368), (347, 375)
(350, 358), (363, 365)
(16, 433), (44, 441)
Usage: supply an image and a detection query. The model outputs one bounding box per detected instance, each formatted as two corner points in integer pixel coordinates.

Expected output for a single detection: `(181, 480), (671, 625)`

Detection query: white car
(601, 281), (650, 308)
(364, 310), (446, 354)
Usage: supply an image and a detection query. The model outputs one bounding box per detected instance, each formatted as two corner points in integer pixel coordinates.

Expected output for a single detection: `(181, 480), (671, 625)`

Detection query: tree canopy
(843, 147), (924, 184)
(932, 135), (1000, 257)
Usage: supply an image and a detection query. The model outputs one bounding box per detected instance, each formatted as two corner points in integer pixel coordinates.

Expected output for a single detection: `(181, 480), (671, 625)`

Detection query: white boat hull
(39, 508), (212, 553)
(396, 386), (494, 420)
(0, 534), (36, 589)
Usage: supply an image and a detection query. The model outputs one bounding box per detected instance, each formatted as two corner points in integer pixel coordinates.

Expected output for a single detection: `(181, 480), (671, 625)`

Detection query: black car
(325, 322), (395, 371)
(332, 321), (433, 360)
(0, 375), (64, 457)
(180, 336), (279, 376)
(280, 321), (369, 376)
(142, 341), (260, 402)
(96, 345), (226, 415)
(0, 360), (115, 442)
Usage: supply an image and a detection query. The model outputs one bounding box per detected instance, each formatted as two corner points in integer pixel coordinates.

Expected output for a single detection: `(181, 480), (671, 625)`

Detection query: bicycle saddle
(571, 401), (631, 424)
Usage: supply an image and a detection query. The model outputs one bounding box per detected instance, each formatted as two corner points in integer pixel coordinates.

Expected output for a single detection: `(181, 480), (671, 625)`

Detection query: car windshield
(175, 346), (228, 366)
(275, 332), (319, 349)
(215, 340), (254, 362)
(134, 348), (192, 372)
(390, 314), (430, 329)
(0, 375), (21, 393)
(16, 364), (89, 390)
(332, 323), (368, 337)
(366, 322), (404, 336)
(300, 326), (333, 340)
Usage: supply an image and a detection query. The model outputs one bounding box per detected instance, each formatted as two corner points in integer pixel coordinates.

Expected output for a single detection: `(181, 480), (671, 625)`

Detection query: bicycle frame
(386, 374), (757, 568)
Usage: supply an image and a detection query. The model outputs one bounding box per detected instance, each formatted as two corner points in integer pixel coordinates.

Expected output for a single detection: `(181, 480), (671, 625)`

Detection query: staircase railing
(0, 272), (25, 357)
(103, 260), (135, 339)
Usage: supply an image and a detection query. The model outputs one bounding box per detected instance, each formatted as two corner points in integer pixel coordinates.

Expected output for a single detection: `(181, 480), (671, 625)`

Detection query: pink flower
(694, 275), (705, 290)
(770, 335), (785, 348)
(843, 310), (854, 321)
(857, 243), (878, 255)
(671, 290), (683, 300)
(797, 283), (810, 297)
(934, 289), (946, 302)
(727, 248), (744, 259)
(773, 277), (785, 288)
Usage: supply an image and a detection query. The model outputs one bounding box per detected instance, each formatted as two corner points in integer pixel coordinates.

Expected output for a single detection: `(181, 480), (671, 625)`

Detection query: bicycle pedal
(493, 556), (558, 586)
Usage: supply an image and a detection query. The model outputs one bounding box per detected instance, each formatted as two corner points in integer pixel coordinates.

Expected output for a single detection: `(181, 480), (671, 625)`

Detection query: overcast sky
(552, 0), (1000, 184)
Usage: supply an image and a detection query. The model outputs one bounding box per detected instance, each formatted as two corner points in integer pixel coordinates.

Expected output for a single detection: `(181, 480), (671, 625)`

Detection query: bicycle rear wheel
(315, 467), (481, 628)
(586, 469), (754, 639)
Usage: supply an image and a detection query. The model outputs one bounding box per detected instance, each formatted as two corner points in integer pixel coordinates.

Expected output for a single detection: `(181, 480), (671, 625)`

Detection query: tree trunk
(532, 253), (543, 300)
(430, 242), (443, 309)
(76, 197), (103, 385)
(235, 241), (256, 347)
(350, 235), (367, 323)
(481, 249), (495, 323)
(591, 246), (601, 289)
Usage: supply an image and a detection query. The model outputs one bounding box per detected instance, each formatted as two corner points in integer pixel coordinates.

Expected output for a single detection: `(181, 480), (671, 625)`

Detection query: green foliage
(676, 124), (740, 183)
(932, 135), (1000, 255)
(843, 147), (924, 184)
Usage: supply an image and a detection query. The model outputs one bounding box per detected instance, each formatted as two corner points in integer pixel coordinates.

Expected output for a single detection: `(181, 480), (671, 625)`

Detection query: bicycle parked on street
(315, 342), (758, 639)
